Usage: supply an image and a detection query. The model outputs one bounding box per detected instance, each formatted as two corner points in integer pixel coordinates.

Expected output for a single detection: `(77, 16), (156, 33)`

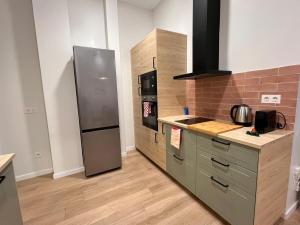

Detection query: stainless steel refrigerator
(73, 46), (121, 177)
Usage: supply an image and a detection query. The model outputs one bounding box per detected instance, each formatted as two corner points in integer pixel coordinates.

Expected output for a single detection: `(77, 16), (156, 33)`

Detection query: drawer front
(197, 151), (257, 196)
(197, 134), (259, 172)
(196, 169), (255, 225)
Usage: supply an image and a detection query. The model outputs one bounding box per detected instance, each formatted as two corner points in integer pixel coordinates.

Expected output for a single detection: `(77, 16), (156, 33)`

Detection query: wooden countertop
(219, 127), (294, 149)
(0, 153), (15, 173)
(159, 115), (293, 149)
(188, 121), (242, 136)
(158, 115), (196, 129)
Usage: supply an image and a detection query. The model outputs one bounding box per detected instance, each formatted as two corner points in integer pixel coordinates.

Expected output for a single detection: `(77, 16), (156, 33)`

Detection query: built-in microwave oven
(139, 70), (157, 96)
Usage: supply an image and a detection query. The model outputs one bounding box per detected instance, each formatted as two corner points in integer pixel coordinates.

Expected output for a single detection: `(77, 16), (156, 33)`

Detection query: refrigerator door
(73, 46), (119, 130)
(82, 128), (121, 176)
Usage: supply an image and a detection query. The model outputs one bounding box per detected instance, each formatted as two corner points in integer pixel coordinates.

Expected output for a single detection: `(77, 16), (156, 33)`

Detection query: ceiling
(120, 0), (161, 10)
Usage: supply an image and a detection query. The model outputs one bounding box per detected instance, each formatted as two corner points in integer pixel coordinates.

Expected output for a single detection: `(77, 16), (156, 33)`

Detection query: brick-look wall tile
(187, 64), (300, 130)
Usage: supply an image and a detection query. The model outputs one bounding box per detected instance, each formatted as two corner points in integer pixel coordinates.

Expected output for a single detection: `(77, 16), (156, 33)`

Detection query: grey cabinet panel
(0, 163), (23, 225)
(197, 134), (259, 172)
(197, 151), (257, 196)
(165, 125), (197, 194)
(196, 169), (255, 225)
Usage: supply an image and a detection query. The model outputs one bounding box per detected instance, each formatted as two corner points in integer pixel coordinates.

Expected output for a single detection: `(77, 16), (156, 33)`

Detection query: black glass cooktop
(175, 117), (213, 125)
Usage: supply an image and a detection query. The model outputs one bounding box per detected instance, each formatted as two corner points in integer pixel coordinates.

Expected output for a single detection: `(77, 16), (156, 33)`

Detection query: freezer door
(81, 128), (121, 176)
(74, 46), (119, 130)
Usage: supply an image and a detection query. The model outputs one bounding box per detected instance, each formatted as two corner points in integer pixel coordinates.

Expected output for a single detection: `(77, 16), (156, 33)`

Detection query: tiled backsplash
(186, 65), (300, 130)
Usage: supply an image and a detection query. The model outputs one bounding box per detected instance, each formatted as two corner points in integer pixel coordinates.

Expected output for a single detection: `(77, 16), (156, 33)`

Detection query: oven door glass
(142, 100), (158, 131)
(140, 70), (157, 96)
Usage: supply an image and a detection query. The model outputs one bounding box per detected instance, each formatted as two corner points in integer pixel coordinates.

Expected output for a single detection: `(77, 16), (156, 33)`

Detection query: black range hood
(174, 0), (231, 80)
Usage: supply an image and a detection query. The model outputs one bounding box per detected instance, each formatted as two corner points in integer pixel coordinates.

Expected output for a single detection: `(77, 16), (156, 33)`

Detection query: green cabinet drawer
(196, 169), (255, 225)
(165, 125), (197, 194)
(197, 134), (259, 172)
(197, 151), (257, 196)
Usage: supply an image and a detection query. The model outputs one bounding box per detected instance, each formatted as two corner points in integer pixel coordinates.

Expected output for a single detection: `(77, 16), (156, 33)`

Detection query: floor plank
(17, 150), (299, 225)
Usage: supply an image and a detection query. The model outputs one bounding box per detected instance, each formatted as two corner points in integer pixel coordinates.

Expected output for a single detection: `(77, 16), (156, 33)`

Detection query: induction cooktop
(175, 117), (213, 125)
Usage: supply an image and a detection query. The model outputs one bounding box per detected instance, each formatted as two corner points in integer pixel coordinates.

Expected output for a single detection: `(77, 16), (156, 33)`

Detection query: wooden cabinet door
(165, 125), (197, 193)
(131, 30), (157, 156)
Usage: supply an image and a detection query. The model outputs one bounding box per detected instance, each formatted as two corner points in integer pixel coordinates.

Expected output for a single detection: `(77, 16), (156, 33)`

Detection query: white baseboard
(284, 200), (299, 219)
(126, 146), (135, 152)
(16, 168), (53, 182)
(53, 167), (85, 179)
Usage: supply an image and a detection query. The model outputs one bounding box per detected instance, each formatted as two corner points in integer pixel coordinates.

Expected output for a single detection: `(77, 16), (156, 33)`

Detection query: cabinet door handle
(211, 158), (230, 167)
(210, 176), (229, 188)
(161, 123), (165, 135)
(138, 87), (141, 96)
(173, 154), (184, 161)
(153, 57), (156, 69)
(154, 133), (158, 143)
(138, 75), (141, 84)
(212, 138), (230, 146)
(0, 176), (6, 184)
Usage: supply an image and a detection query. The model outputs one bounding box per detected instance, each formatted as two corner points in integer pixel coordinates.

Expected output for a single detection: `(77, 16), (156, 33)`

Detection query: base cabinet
(165, 125), (197, 194)
(165, 125), (291, 225)
(0, 163), (23, 225)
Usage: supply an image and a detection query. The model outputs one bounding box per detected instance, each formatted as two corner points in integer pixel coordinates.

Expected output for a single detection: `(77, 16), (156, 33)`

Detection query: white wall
(118, 1), (154, 149)
(32, 0), (84, 178)
(68, 0), (107, 49)
(153, 0), (300, 214)
(219, 0), (300, 73)
(153, 0), (193, 73)
(0, 0), (52, 179)
(105, 0), (127, 154)
(153, 0), (300, 74)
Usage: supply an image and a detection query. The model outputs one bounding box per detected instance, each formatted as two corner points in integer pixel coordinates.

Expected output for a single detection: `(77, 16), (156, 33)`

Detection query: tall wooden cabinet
(131, 29), (187, 170)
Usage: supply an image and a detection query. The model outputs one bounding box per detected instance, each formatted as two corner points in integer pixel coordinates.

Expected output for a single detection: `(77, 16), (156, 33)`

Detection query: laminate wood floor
(17, 150), (300, 225)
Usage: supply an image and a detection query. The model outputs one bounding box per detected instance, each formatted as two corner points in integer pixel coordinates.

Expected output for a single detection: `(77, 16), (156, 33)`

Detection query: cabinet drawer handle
(153, 57), (156, 69)
(0, 176), (6, 184)
(211, 158), (230, 167)
(173, 154), (184, 161)
(154, 133), (158, 143)
(212, 138), (230, 146)
(162, 123), (165, 135)
(210, 176), (229, 188)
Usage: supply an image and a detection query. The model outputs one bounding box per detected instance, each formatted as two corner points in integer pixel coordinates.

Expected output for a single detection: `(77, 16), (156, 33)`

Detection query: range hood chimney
(174, 0), (231, 80)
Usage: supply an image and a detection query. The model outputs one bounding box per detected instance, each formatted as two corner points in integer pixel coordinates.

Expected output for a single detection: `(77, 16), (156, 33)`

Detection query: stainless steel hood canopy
(173, 0), (231, 80)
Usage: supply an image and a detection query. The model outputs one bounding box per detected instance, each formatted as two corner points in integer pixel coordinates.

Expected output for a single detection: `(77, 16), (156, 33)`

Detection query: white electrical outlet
(34, 152), (42, 158)
(24, 107), (38, 114)
(261, 95), (281, 104)
(294, 167), (300, 192)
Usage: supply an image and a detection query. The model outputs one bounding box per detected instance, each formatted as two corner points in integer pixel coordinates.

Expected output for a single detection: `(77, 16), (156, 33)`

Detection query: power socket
(34, 152), (42, 158)
(294, 167), (300, 192)
(261, 95), (281, 104)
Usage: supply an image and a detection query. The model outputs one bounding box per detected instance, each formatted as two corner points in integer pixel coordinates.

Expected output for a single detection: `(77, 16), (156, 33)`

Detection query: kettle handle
(230, 105), (239, 122)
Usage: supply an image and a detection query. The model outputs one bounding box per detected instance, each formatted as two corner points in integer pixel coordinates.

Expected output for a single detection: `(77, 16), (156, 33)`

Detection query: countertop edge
(0, 153), (15, 173)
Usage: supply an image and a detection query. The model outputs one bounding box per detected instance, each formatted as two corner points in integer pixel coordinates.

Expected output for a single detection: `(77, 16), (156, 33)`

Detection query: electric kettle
(230, 104), (253, 126)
